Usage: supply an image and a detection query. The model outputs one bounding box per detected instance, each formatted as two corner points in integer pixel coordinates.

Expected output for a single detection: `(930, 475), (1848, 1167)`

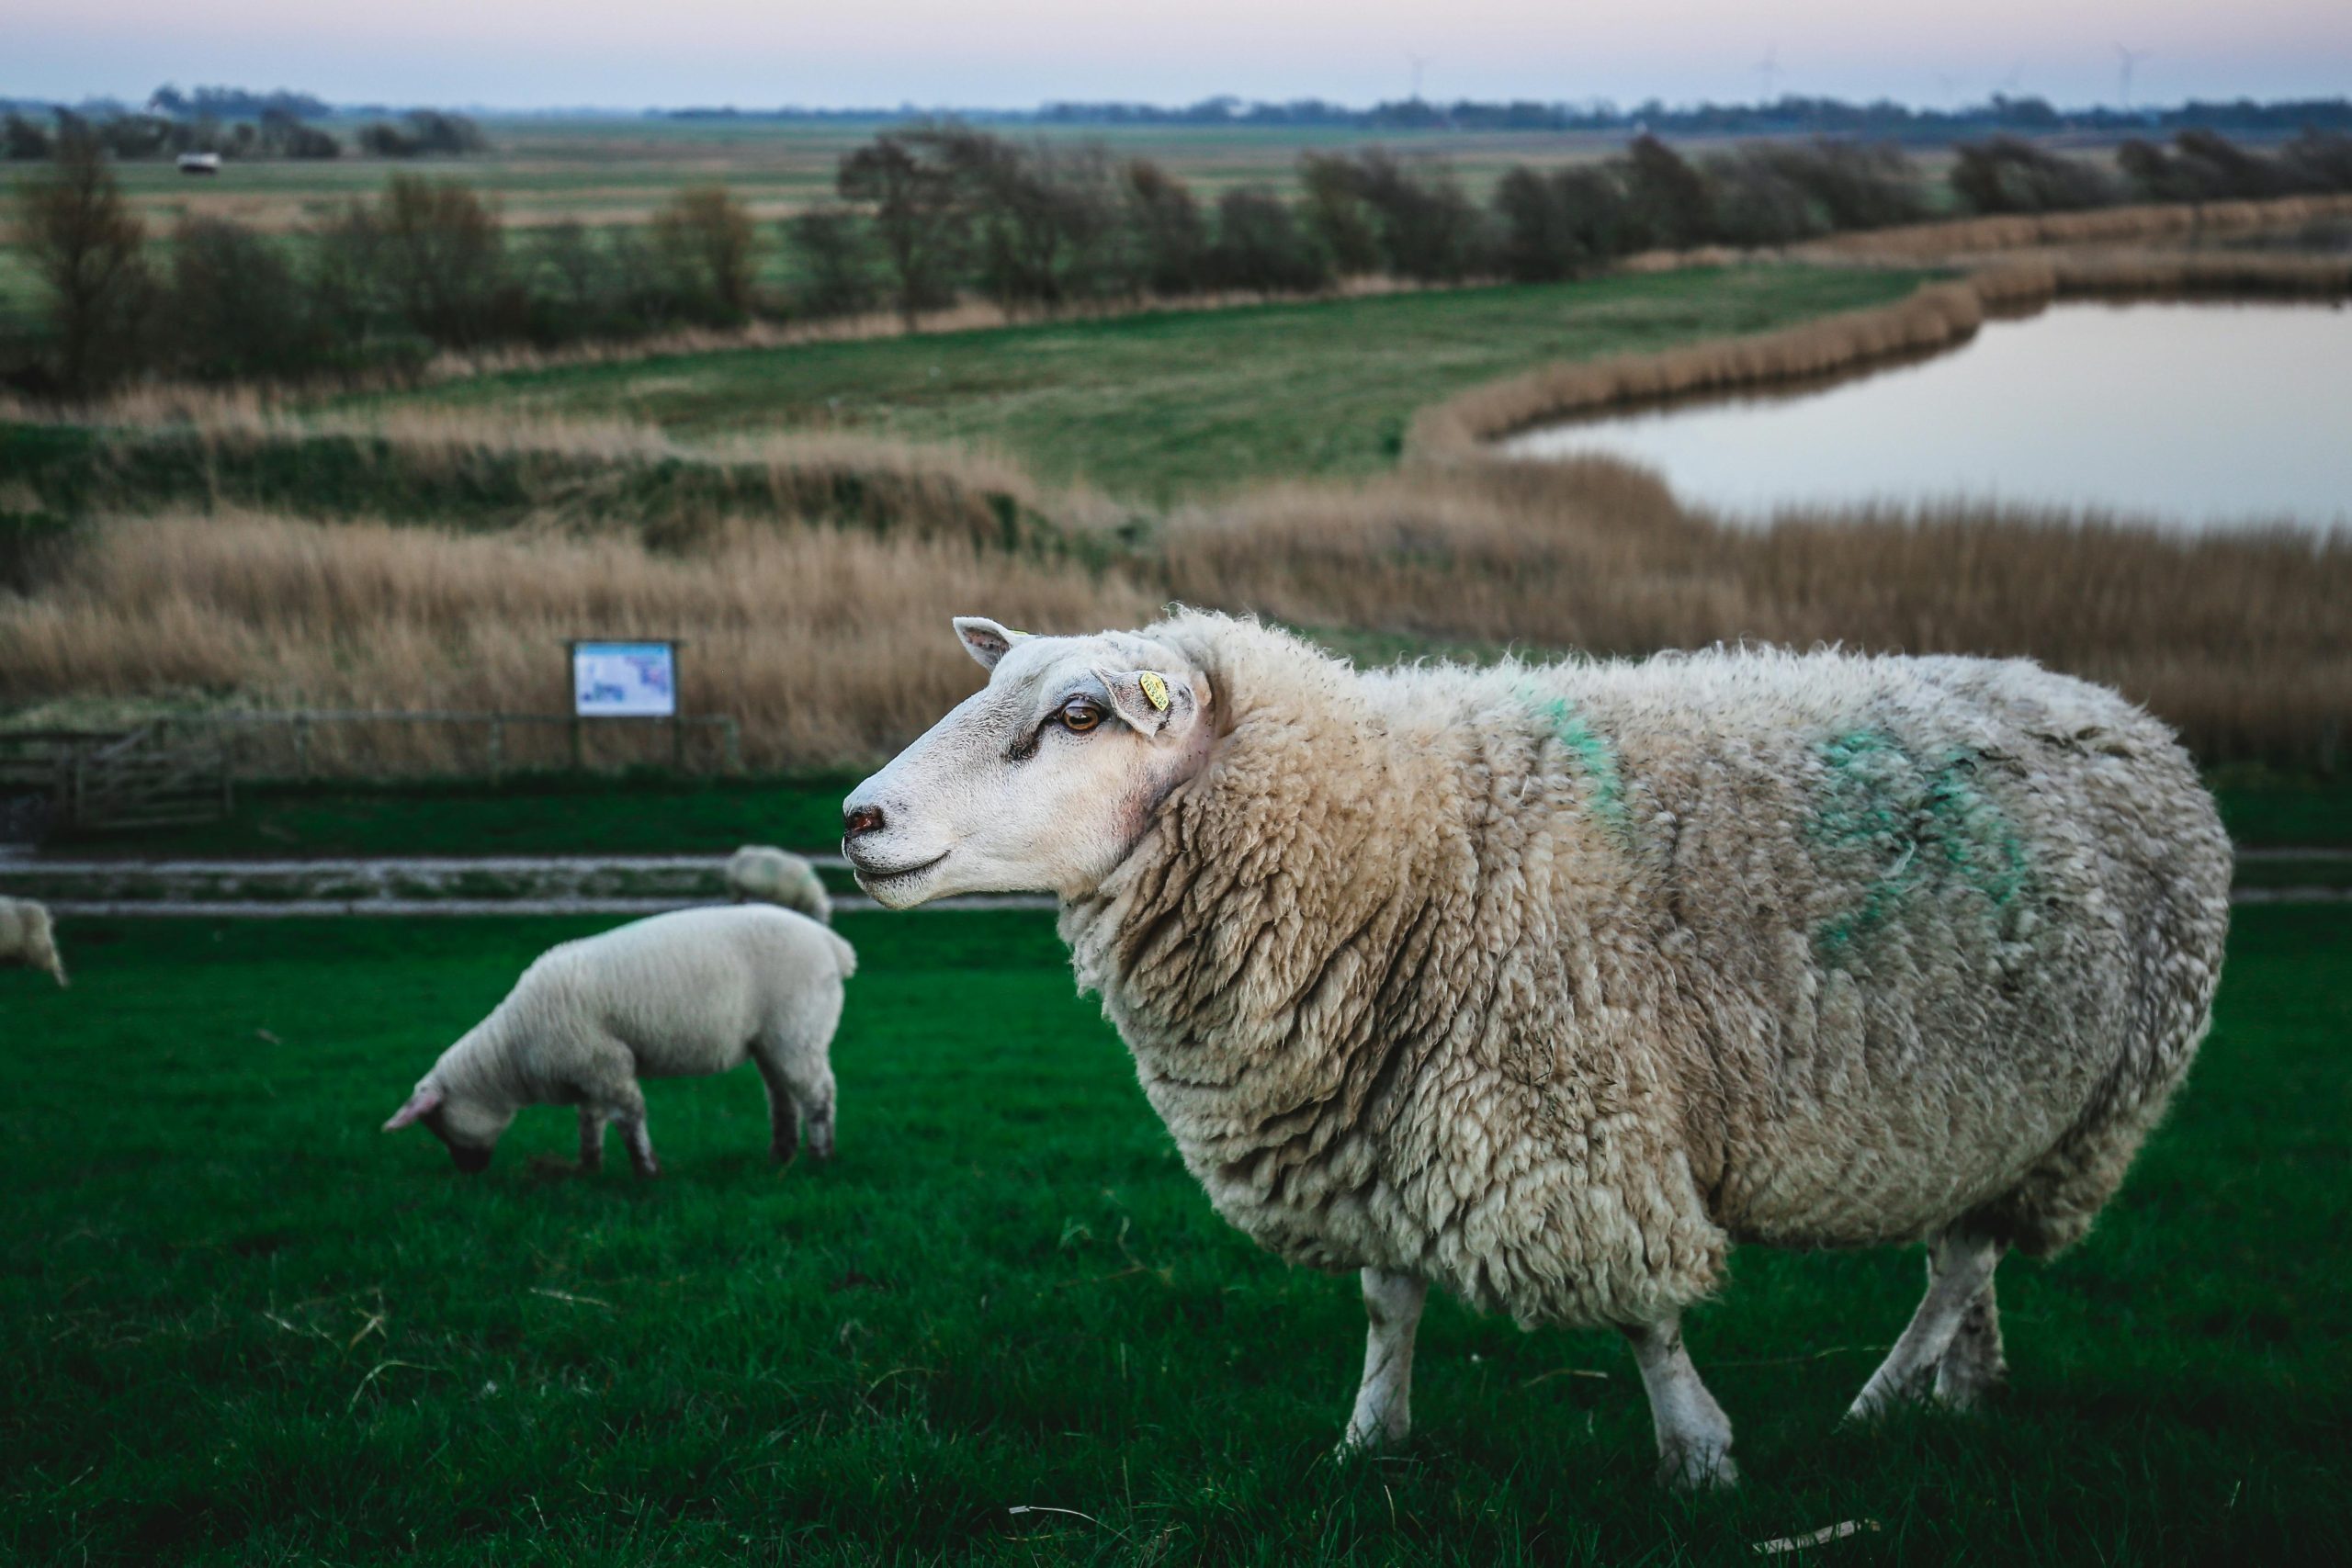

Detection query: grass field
(2, 905), (2346, 1563)
(351, 266), (1925, 500)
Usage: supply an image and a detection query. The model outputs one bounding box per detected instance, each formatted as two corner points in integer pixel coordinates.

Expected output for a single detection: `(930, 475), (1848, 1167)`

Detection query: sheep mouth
(849, 849), (951, 886)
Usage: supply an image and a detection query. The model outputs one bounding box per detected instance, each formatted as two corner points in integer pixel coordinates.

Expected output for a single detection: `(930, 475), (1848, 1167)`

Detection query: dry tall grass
(0, 511), (1152, 772)
(1162, 459), (2352, 768)
(1793, 192), (2352, 262)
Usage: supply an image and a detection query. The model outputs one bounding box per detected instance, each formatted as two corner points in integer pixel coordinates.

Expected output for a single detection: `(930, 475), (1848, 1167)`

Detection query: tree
(965, 136), (1121, 308)
(652, 183), (762, 320)
(1622, 135), (1713, 249)
(1204, 187), (1329, 293)
(9, 130), (152, 393)
(1297, 153), (1380, 275)
(166, 217), (313, 379)
(836, 127), (971, 326)
(786, 206), (880, 317)
(1121, 158), (1207, 295)
(368, 174), (509, 346)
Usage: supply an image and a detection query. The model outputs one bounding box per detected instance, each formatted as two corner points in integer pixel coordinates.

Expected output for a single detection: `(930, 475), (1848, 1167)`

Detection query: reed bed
(1161, 458), (2352, 769)
(0, 510), (1152, 772)
(1794, 192), (2352, 262)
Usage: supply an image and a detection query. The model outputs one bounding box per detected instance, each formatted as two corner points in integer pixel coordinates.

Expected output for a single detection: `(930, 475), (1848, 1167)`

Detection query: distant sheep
(842, 611), (2231, 1487)
(384, 906), (855, 1176)
(725, 845), (831, 924)
(0, 897), (68, 987)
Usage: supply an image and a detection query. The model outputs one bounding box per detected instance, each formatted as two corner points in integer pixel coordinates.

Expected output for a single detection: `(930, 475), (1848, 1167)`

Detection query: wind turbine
(1407, 51), (1431, 104)
(2114, 44), (2153, 112)
(1755, 44), (1781, 105)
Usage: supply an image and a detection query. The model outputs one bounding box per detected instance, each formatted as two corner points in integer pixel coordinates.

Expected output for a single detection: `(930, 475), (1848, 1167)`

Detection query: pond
(1502, 301), (2352, 532)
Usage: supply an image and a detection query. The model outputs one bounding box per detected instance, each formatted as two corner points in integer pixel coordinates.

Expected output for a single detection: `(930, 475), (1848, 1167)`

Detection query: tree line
(0, 107), (488, 164)
(8, 120), (2350, 396)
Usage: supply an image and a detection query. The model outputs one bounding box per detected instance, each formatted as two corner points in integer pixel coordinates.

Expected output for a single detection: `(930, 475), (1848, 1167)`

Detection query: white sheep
(0, 896), (68, 987)
(383, 906), (855, 1176)
(724, 844), (832, 924)
(842, 611), (2231, 1487)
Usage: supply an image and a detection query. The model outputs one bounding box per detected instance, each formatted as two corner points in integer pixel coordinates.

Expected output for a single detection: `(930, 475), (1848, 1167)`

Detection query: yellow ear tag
(1138, 671), (1170, 712)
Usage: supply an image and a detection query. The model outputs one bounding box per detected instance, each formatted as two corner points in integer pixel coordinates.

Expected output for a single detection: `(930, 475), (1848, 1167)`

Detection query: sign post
(568, 640), (683, 772)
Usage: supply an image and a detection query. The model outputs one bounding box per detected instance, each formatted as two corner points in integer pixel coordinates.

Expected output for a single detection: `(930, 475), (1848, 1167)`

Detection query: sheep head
(842, 616), (1215, 908)
(383, 1080), (510, 1172)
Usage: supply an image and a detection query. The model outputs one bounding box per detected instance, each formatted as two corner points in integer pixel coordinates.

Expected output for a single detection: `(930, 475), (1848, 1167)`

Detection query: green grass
(2, 906), (2346, 1563)
(353, 266), (1928, 500)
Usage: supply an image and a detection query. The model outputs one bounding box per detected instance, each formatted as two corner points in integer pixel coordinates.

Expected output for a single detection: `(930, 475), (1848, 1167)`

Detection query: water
(1504, 302), (2352, 531)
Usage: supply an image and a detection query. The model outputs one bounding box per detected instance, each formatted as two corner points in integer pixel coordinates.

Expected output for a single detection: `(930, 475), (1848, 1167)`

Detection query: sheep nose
(843, 804), (886, 840)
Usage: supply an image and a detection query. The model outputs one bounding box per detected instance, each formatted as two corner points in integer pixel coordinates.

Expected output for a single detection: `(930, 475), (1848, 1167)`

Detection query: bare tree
(652, 183), (763, 320)
(836, 127), (970, 327)
(9, 130), (151, 393)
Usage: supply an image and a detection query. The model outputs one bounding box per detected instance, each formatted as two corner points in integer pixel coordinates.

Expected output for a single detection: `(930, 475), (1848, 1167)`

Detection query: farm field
(2, 904), (2346, 1563)
(348, 266), (1925, 500)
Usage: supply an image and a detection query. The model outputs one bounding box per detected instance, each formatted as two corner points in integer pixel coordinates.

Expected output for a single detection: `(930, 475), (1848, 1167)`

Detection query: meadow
(2, 904), (2346, 1564)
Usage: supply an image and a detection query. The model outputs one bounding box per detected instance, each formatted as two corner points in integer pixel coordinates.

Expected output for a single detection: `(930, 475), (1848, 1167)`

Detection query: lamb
(724, 844), (832, 924)
(383, 906), (855, 1176)
(0, 897), (68, 987)
(842, 611), (2231, 1487)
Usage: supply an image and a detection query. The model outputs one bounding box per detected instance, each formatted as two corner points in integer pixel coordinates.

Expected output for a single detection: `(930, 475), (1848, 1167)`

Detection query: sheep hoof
(1657, 1443), (1738, 1492)
(631, 1158), (662, 1179)
(1335, 1416), (1408, 1458)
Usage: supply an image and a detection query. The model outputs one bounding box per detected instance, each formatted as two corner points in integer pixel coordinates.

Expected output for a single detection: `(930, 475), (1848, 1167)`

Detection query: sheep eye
(1059, 700), (1102, 733)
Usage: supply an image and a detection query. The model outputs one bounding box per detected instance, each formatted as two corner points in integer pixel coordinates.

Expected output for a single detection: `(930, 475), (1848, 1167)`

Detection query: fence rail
(157, 710), (746, 783)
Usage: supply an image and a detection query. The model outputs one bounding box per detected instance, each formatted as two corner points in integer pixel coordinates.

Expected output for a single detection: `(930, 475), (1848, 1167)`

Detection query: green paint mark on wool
(1809, 728), (2030, 965)
(1527, 691), (1629, 831)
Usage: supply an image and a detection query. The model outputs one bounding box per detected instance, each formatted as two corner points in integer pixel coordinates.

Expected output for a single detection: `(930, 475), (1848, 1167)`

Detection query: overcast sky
(10, 0), (2350, 110)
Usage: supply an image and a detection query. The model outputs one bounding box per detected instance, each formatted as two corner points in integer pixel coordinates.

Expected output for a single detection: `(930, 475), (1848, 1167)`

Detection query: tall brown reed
(0, 512), (1153, 772)
(1160, 460), (2352, 768)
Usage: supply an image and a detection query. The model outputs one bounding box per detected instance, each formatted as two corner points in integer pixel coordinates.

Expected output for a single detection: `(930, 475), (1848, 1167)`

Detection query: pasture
(346, 266), (1922, 500)
(1, 904), (2346, 1563)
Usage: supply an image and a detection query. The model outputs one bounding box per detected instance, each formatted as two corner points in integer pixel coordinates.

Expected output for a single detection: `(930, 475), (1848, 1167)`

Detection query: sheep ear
(383, 1085), (444, 1132)
(952, 616), (1029, 671)
(1092, 666), (1200, 740)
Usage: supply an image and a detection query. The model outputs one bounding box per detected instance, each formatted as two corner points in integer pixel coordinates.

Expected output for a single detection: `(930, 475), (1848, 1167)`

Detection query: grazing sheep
(725, 844), (832, 924)
(842, 612), (2231, 1486)
(383, 906), (855, 1176)
(0, 897), (68, 987)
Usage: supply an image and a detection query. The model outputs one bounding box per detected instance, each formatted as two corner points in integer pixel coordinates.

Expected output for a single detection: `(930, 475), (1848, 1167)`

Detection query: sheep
(383, 906), (855, 1177)
(842, 611), (2232, 1487)
(724, 844), (832, 924)
(0, 896), (68, 987)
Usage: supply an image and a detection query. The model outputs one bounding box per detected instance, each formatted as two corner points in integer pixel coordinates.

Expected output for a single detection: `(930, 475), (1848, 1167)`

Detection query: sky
(9, 0), (2350, 111)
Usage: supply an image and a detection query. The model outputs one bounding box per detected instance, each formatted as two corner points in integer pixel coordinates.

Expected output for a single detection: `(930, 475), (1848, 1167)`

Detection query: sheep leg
(1338, 1268), (1427, 1453)
(1846, 1229), (2005, 1422)
(1933, 1274), (2007, 1411)
(752, 1054), (801, 1165)
(597, 1082), (658, 1178)
(753, 1040), (836, 1164)
(576, 1105), (605, 1172)
(1622, 1316), (1738, 1490)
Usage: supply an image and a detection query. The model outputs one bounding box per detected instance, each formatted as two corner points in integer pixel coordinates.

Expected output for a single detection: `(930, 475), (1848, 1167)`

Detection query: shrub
(356, 174), (512, 347)
(9, 131), (153, 393)
(165, 218), (316, 379)
(1621, 136), (1713, 249)
(1204, 186), (1330, 293)
(964, 137), (1124, 308)
(1120, 158), (1208, 296)
(652, 184), (763, 321)
(1492, 166), (1588, 281)
(2279, 130), (2352, 194)
(357, 111), (487, 159)
(259, 108), (339, 160)
(1950, 137), (2117, 214)
(787, 206), (881, 317)
(837, 126), (971, 325)
(1297, 154), (1382, 275)
(4, 113), (54, 161)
